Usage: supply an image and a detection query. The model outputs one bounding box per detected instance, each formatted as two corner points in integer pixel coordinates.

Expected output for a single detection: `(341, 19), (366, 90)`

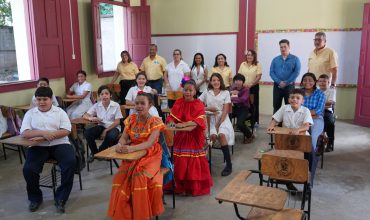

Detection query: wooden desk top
(254, 149), (304, 160)
(13, 105), (31, 111)
(215, 170), (287, 211)
(267, 127), (307, 135)
(166, 125), (196, 131)
(70, 118), (98, 125)
(122, 105), (135, 109)
(62, 98), (79, 103)
(0, 135), (44, 147)
(247, 208), (303, 220)
(94, 147), (147, 161)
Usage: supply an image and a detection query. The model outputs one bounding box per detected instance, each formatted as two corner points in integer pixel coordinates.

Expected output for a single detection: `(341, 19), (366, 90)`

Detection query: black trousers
(250, 84), (260, 124)
(232, 105), (252, 138)
(84, 125), (120, 154)
(119, 79), (136, 105)
(324, 110), (335, 144)
(273, 84), (294, 113)
(23, 144), (76, 203)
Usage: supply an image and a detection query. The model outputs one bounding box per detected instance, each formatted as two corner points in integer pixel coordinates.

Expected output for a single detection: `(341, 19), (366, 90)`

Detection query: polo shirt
(87, 100), (123, 131)
(211, 66), (233, 87)
(140, 55), (167, 80)
(116, 62), (139, 80)
(308, 47), (338, 81)
(238, 62), (262, 87)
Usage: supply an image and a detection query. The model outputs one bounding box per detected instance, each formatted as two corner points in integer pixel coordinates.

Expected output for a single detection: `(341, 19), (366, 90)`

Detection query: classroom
(0, 0), (369, 219)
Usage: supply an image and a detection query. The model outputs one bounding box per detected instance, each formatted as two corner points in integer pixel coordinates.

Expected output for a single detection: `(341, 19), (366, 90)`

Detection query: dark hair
(35, 86), (53, 98)
(136, 92), (154, 105)
(245, 49), (258, 65)
(279, 39), (290, 46)
(315, 32), (326, 40)
(208, 73), (226, 91)
(289, 88), (305, 97)
(191, 52), (205, 70)
(300, 72), (317, 90)
(318, 74), (329, 80)
(233, 73), (246, 84)
(120, 50), (132, 63)
(98, 85), (111, 95)
(183, 79), (197, 88)
(76, 70), (87, 76)
(149, 44), (158, 49)
(38, 77), (50, 85)
(213, 53), (229, 67)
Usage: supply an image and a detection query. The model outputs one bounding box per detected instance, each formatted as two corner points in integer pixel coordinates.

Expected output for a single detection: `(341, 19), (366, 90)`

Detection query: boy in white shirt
(83, 85), (123, 163)
(318, 74), (336, 152)
(21, 87), (76, 213)
(30, 77), (59, 107)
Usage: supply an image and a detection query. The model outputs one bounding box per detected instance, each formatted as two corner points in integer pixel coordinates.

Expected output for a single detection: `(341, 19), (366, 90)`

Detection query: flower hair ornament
(137, 90), (145, 95)
(181, 76), (192, 87)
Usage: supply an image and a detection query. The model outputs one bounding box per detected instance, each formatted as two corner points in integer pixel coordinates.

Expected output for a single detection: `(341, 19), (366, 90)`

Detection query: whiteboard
(152, 34), (237, 74)
(257, 31), (361, 85)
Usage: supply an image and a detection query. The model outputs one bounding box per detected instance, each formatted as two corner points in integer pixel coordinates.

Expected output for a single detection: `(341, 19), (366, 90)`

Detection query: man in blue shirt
(270, 39), (301, 113)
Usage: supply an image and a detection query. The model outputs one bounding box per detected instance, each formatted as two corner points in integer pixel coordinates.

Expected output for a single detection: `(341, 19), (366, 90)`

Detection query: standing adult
(211, 54), (233, 89)
(238, 49), (262, 125)
(270, 39), (301, 113)
(190, 53), (208, 96)
(110, 51), (139, 105)
(140, 44), (167, 94)
(308, 32), (338, 88)
(164, 49), (191, 108)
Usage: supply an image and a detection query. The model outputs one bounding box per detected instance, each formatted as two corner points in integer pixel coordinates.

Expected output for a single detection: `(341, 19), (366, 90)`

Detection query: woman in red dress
(166, 79), (213, 196)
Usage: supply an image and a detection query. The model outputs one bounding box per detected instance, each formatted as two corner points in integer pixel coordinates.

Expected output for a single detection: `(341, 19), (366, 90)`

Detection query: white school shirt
(199, 90), (231, 112)
(20, 106), (71, 146)
(69, 81), (92, 103)
(191, 65), (208, 93)
(272, 105), (313, 132)
(31, 95), (59, 108)
(87, 100), (123, 131)
(166, 60), (191, 91)
(0, 110), (7, 137)
(321, 88), (336, 112)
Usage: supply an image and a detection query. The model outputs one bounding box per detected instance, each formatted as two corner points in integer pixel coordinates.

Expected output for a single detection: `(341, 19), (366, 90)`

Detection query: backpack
(69, 135), (86, 172)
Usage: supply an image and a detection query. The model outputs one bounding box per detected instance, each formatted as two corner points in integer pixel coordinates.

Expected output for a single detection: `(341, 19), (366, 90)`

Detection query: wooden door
(355, 3), (370, 126)
(126, 6), (151, 66)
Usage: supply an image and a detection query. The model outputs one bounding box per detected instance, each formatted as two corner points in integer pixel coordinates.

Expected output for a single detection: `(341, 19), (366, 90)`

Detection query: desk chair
(1, 106), (23, 163)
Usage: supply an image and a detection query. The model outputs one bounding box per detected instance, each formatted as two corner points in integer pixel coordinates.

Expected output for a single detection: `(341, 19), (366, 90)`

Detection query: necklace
(133, 114), (150, 139)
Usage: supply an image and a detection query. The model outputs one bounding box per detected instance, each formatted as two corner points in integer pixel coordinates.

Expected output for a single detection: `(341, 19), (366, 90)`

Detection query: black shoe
(221, 166), (232, 176)
(325, 144), (333, 152)
(88, 154), (95, 163)
(286, 183), (298, 194)
(54, 200), (65, 213)
(29, 200), (42, 212)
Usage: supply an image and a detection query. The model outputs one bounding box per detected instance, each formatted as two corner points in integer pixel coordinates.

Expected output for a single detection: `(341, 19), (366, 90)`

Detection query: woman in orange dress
(166, 79), (213, 196)
(107, 92), (164, 220)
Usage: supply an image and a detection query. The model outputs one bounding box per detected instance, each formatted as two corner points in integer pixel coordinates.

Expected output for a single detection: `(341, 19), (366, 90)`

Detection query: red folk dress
(107, 114), (165, 220)
(166, 98), (213, 196)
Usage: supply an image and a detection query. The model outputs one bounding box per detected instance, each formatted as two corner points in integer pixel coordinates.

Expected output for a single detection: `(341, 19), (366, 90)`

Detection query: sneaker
(221, 166), (232, 176)
(325, 143), (333, 152)
(29, 200), (42, 212)
(54, 200), (65, 213)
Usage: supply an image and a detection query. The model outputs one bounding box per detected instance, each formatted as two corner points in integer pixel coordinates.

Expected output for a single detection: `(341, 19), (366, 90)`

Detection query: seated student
(83, 85), (123, 163)
(108, 92), (165, 220)
(21, 87), (76, 213)
(66, 70), (93, 119)
(126, 72), (158, 116)
(230, 74), (254, 143)
(199, 73), (235, 176)
(318, 74), (336, 152)
(0, 107), (8, 137)
(30, 77), (59, 107)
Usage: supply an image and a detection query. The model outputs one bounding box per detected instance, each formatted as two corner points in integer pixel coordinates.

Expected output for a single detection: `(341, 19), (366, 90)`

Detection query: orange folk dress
(107, 114), (165, 220)
(165, 98), (213, 196)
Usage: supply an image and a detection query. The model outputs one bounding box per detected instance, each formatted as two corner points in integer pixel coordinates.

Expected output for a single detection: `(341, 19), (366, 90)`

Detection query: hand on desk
(88, 117), (102, 123)
(28, 137), (46, 142)
(115, 143), (134, 153)
(267, 126), (275, 132)
(289, 128), (300, 135)
(42, 132), (57, 142)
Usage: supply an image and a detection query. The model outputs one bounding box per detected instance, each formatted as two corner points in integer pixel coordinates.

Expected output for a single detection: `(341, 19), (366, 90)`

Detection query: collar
(280, 54), (293, 60)
(284, 105), (304, 113)
(97, 100), (115, 108)
(32, 105), (58, 113)
(314, 46), (327, 54)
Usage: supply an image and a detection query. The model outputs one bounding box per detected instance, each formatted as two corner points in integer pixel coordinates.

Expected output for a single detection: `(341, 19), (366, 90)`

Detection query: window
(0, 0), (33, 84)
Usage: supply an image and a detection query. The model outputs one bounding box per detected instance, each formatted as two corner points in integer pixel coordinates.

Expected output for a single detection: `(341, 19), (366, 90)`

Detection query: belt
(148, 78), (162, 82)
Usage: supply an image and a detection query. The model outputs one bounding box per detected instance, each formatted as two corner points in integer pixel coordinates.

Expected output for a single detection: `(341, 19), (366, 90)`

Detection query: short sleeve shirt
(125, 86), (153, 102)
(140, 55), (167, 80)
(87, 101), (123, 130)
(322, 88), (336, 112)
(211, 66), (233, 87)
(69, 81), (92, 103)
(20, 106), (71, 146)
(308, 47), (338, 81)
(116, 62), (139, 80)
(238, 62), (262, 87)
(272, 105), (314, 130)
(199, 90), (231, 112)
(166, 60), (191, 91)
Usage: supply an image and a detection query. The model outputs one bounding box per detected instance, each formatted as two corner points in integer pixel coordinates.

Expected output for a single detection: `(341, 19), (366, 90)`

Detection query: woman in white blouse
(164, 49), (191, 108)
(190, 53), (208, 96)
(199, 73), (235, 177)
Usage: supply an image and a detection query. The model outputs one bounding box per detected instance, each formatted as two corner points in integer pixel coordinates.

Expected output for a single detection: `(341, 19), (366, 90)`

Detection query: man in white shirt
(21, 87), (76, 214)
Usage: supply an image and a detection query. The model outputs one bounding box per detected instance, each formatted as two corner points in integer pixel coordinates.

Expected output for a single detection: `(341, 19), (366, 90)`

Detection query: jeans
(273, 84), (294, 113)
(309, 116), (324, 186)
(84, 126), (120, 154)
(148, 78), (163, 95)
(232, 105), (252, 138)
(119, 80), (136, 105)
(324, 110), (335, 144)
(23, 144), (76, 203)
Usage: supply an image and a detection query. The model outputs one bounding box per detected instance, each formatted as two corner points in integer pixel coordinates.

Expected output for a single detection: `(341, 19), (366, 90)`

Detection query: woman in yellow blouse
(110, 51), (139, 104)
(211, 54), (233, 88)
(238, 49), (262, 125)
